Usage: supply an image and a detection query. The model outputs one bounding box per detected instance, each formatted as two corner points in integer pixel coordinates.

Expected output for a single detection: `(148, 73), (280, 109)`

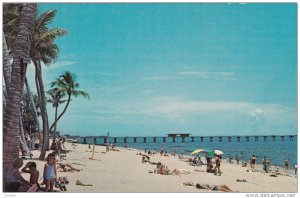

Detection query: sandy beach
(18, 142), (297, 193)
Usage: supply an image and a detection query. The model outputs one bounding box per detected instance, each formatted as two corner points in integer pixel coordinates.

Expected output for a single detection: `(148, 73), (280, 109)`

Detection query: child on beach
(43, 153), (57, 192)
(21, 161), (39, 185)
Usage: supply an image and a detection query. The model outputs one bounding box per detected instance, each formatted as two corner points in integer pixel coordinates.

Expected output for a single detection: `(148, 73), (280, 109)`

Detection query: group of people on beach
(5, 139), (82, 192)
(6, 155), (53, 192)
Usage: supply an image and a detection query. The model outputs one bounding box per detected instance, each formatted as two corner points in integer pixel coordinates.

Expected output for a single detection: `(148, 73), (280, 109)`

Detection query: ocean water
(78, 136), (297, 167)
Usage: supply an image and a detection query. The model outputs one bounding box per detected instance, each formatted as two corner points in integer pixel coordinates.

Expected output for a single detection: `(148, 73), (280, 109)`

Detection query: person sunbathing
(183, 182), (233, 192)
(56, 162), (81, 172)
(196, 183), (232, 192)
(158, 164), (182, 176)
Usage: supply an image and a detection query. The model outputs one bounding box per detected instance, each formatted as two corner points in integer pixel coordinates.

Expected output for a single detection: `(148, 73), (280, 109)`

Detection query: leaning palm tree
(3, 3), (36, 190)
(47, 88), (67, 149)
(49, 71), (90, 132)
(31, 10), (67, 160)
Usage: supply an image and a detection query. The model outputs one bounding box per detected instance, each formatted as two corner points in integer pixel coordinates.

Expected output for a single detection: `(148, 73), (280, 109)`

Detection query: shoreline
(79, 140), (297, 171)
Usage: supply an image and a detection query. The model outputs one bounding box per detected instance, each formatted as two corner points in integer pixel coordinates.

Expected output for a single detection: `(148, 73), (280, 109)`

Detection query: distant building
(167, 133), (191, 137)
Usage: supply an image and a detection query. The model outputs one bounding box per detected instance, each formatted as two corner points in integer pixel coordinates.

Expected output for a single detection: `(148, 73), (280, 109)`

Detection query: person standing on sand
(284, 159), (289, 171)
(266, 158), (271, 172)
(262, 157), (268, 173)
(43, 153), (57, 192)
(214, 155), (221, 176)
(250, 155), (256, 172)
(235, 155), (239, 165)
(294, 164), (297, 175)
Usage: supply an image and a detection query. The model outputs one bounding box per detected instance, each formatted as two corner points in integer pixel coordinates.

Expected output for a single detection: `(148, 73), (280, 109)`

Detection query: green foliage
(21, 90), (40, 133)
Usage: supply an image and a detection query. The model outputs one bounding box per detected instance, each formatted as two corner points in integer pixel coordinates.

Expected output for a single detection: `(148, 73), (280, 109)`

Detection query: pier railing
(78, 135), (297, 144)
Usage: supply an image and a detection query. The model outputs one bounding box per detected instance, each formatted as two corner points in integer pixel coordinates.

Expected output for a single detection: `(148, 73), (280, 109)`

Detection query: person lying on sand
(56, 161), (81, 172)
(153, 163), (184, 176)
(183, 182), (233, 192)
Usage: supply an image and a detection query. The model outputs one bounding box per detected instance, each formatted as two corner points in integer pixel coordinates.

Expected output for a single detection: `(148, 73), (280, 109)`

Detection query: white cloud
(146, 71), (237, 81)
(145, 76), (178, 80)
(46, 61), (75, 69)
(97, 72), (120, 77)
(178, 71), (236, 80)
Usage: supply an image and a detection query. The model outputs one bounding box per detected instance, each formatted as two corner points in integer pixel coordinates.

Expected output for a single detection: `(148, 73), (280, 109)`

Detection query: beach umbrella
(207, 149), (224, 158)
(191, 149), (204, 155)
(191, 148), (212, 155)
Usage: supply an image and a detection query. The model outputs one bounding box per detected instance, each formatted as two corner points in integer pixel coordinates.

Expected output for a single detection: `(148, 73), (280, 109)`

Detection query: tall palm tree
(4, 5), (67, 159)
(3, 4), (30, 155)
(49, 71), (90, 132)
(3, 3), (36, 189)
(47, 88), (67, 148)
(31, 10), (67, 159)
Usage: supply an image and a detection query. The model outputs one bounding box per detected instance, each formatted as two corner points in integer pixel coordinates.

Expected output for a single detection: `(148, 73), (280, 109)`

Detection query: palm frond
(35, 10), (57, 30)
(34, 28), (68, 48)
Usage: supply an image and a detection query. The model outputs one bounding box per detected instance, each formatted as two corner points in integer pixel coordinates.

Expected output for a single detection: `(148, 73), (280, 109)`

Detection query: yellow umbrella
(191, 149), (204, 155)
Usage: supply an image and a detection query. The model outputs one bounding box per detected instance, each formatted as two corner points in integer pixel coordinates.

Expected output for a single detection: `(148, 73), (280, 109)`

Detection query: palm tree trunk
(25, 76), (41, 133)
(19, 114), (30, 155)
(3, 33), (12, 89)
(3, 3), (36, 190)
(4, 32), (30, 156)
(51, 106), (58, 149)
(34, 59), (49, 160)
(35, 71), (43, 149)
(49, 95), (71, 132)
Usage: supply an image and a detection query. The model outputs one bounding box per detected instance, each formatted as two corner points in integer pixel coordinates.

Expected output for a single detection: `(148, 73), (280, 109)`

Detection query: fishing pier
(78, 134), (297, 144)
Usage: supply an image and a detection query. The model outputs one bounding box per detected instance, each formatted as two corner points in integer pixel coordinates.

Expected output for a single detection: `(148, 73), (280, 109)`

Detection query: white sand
(20, 142), (297, 193)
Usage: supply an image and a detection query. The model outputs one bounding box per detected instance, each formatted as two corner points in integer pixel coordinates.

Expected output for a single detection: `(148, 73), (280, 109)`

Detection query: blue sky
(27, 3), (297, 137)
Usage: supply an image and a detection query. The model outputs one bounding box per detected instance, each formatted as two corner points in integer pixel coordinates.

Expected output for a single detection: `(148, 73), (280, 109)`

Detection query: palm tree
(4, 6), (66, 159)
(31, 10), (67, 159)
(3, 5), (67, 159)
(3, 4), (30, 155)
(3, 3), (36, 190)
(47, 88), (67, 149)
(49, 71), (90, 132)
